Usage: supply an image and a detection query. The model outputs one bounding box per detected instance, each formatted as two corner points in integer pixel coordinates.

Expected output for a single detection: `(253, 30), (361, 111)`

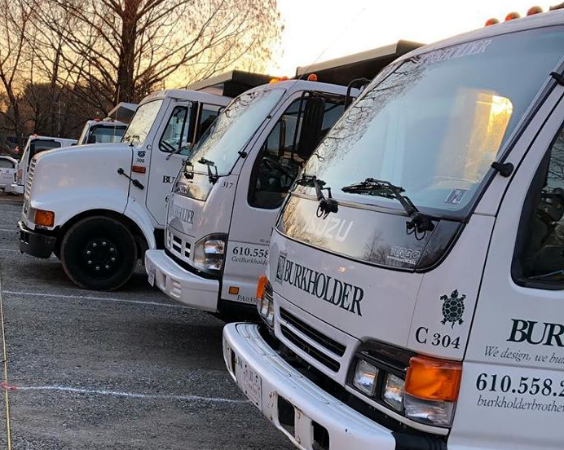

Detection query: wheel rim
(81, 237), (120, 276)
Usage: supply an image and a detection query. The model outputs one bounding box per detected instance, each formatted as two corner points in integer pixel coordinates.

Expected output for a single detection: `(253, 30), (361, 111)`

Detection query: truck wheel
(60, 216), (138, 291)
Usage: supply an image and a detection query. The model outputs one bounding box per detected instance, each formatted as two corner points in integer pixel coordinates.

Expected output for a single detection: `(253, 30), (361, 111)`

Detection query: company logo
(388, 246), (421, 266)
(306, 216), (353, 242)
(507, 319), (564, 347)
(171, 204), (194, 224)
(275, 254), (363, 316)
(137, 151), (146, 158)
(441, 290), (465, 328)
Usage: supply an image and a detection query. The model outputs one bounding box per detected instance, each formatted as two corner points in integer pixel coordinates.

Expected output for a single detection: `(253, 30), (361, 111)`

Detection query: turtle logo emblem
(440, 290), (465, 328)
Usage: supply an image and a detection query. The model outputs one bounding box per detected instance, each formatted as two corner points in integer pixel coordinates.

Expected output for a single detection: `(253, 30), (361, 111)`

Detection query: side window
(30, 140), (61, 158)
(0, 159), (14, 169)
(249, 96), (344, 209)
(516, 127), (564, 286)
(196, 104), (222, 142)
(159, 106), (191, 154)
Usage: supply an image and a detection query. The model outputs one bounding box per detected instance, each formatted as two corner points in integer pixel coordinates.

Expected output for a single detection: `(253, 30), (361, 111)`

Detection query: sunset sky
(271, 0), (556, 76)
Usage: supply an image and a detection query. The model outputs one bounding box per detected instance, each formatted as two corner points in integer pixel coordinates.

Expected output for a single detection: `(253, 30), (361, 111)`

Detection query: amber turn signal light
(35, 209), (55, 227)
(405, 356), (462, 402)
(256, 275), (268, 301)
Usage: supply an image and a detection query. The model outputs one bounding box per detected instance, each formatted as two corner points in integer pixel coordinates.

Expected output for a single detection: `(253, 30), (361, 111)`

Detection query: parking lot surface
(0, 192), (292, 449)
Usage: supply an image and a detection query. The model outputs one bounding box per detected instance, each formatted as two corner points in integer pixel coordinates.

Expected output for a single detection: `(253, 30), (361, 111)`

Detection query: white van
(6, 135), (77, 195)
(224, 9), (564, 450)
(0, 155), (17, 190)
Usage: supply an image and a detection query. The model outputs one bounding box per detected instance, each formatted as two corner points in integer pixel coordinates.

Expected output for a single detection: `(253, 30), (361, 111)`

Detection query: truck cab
(224, 10), (564, 450)
(6, 135), (77, 195)
(145, 44), (420, 320)
(76, 119), (128, 145)
(18, 89), (232, 290)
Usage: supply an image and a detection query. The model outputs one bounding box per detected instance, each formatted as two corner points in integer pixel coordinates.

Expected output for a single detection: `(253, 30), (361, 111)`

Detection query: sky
(270, 0), (557, 76)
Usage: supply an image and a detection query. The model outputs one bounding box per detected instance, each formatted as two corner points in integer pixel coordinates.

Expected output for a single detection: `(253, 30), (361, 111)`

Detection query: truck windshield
(188, 88), (285, 176)
(301, 28), (564, 218)
(123, 100), (163, 146)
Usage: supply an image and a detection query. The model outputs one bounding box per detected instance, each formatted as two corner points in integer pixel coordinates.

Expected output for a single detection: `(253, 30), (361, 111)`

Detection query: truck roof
(138, 89), (232, 107)
(243, 78), (352, 97)
(186, 70), (275, 97)
(295, 40), (422, 85)
(398, 9), (564, 62)
(84, 119), (127, 127)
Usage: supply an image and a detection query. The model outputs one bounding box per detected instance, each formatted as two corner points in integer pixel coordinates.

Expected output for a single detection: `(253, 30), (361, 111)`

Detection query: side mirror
(296, 95), (326, 160)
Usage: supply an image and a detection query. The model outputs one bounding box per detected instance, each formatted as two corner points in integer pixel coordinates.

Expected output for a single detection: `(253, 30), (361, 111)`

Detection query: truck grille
(279, 308), (346, 372)
(167, 229), (191, 259)
(25, 159), (36, 198)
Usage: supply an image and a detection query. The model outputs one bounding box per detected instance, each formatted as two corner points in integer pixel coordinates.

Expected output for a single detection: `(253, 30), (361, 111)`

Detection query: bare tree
(35, 0), (282, 107)
(0, 0), (35, 147)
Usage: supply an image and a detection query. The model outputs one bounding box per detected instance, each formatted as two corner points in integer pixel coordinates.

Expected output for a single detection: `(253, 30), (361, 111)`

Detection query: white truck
(223, 9), (564, 450)
(6, 135), (77, 195)
(18, 88), (237, 290)
(76, 119), (128, 145)
(144, 42), (419, 320)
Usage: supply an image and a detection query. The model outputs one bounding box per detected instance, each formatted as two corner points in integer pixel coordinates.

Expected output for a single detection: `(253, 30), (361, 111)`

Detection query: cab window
(0, 159), (14, 169)
(159, 105), (191, 155)
(249, 96), (345, 209)
(30, 140), (61, 158)
(515, 126), (564, 287)
(196, 104), (222, 142)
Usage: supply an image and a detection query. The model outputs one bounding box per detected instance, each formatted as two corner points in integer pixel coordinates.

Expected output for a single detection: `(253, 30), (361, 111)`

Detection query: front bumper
(145, 249), (220, 312)
(223, 323), (397, 450)
(18, 221), (56, 258)
(5, 184), (23, 195)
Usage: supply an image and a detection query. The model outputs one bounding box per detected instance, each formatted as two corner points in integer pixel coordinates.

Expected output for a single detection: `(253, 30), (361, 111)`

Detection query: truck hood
(27, 143), (133, 227)
(270, 195), (493, 360)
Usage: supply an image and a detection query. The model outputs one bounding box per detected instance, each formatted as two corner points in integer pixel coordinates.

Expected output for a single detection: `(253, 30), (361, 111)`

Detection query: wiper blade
(297, 175), (338, 218)
(198, 157), (219, 183)
(342, 178), (435, 233)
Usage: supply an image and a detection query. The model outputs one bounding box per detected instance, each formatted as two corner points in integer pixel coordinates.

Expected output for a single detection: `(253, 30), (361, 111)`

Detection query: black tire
(60, 216), (138, 291)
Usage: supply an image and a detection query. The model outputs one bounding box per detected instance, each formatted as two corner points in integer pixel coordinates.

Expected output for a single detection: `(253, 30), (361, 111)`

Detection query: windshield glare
(188, 88), (285, 175)
(123, 100), (163, 146)
(302, 28), (564, 217)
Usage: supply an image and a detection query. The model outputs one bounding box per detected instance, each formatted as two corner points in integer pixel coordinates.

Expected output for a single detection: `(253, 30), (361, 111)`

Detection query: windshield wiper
(342, 178), (435, 233)
(296, 175), (338, 218)
(198, 157), (219, 183)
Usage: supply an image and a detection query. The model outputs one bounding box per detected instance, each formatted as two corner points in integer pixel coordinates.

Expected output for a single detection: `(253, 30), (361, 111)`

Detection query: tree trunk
(115, 0), (139, 104)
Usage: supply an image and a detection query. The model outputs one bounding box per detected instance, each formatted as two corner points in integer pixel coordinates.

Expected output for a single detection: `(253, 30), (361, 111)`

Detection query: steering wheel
(263, 157), (293, 178)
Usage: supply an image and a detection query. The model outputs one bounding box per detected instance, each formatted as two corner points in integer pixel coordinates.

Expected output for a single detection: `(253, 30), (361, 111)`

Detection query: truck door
(221, 92), (345, 306)
(452, 93), (564, 450)
(145, 101), (223, 227)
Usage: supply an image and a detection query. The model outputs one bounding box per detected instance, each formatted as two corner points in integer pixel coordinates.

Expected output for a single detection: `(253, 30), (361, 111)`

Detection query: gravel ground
(0, 192), (293, 449)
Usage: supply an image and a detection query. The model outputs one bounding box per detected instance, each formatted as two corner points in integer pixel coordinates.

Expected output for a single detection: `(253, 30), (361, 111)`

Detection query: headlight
(352, 360), (379, 396)
(192, 233), (226, 274)
(349, 345), (461, 428)
(256, 275), (274, 327)
(382, 373), (405, 412)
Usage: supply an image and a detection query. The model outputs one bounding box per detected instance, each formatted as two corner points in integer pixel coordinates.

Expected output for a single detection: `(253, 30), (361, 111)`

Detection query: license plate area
(235, 355), (262, 408)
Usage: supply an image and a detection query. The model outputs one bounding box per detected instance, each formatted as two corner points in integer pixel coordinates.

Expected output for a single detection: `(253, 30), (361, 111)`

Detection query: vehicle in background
(144, 42), (420, 321)
(224, 8), (564, 450)
(76, 120), (128, 145)
(18, 73), (272, 291)
(0, 155), (17, 190)
(5, 135), (77, 195)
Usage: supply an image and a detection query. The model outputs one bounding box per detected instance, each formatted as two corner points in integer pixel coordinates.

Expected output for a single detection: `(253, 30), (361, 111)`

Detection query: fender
(123, 199), (158, 250)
